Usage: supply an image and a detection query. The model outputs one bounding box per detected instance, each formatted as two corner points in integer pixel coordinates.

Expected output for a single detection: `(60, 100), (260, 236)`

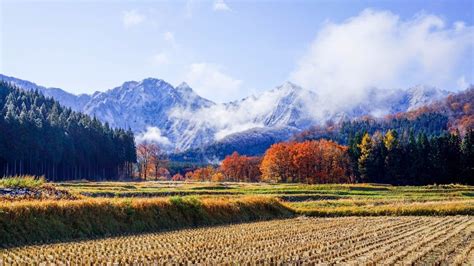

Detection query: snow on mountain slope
(83, 78), (216, 150)
(169, 82), (319, 141)
(0, 74), (450, 154)
(406, 85), (449, 110)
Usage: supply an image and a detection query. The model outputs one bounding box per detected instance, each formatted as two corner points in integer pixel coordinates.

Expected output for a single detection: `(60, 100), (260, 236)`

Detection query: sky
(1, 0), (473, 103)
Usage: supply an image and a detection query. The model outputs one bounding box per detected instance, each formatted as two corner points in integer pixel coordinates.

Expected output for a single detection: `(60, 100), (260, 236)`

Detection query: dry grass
(0, 196), (293, 247)
(1, 216), (472, 264)
(290, 199), (474, 216)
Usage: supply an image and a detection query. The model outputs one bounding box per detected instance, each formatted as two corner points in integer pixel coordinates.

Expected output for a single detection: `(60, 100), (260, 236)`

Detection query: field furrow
(1, 216), (472, 265)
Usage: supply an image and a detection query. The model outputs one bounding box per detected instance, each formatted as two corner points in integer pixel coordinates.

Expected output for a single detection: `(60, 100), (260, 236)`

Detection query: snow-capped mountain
(82, 78), (215, 149)
(224, 82), (318, 128)
(0, 74), (450, 154)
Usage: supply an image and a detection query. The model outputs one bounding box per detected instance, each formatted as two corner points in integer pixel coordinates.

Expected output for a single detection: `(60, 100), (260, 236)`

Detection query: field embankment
(291, 199), (474, 217)
(0, 196), (294, 247)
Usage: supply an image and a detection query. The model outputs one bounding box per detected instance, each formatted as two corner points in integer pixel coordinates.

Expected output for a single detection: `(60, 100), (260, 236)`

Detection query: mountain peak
(273, 81), (306, 96)
(120, 80), (139, 89)
(282, 81), (299, 87)
(141, 77), (171, 87)
(176, 82), (193, 92)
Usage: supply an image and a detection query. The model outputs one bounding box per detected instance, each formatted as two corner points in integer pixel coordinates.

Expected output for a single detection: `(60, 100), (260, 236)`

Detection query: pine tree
(383, 130), (404, 184)
(0, 82), (136, 180)
(348, 132), (363, 181)
(460, 130), (474, 184)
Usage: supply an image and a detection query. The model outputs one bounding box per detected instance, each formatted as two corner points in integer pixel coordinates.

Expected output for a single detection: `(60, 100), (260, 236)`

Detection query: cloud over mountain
(184, 63), (243, 103)
(291, 9), (473, 112)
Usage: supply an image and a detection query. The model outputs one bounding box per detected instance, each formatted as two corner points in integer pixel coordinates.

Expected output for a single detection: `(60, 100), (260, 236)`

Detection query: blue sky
(1, 0), (473, 102)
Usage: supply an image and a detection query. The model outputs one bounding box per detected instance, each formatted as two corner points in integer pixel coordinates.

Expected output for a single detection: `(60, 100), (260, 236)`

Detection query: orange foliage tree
(220, 152), (262, 182)
(172, 173), (185, 181)
(136, 142), (169, 180)
(187, 166), (216, 181)
(260, 140), (352, 183)
(259, 143), (293, 182)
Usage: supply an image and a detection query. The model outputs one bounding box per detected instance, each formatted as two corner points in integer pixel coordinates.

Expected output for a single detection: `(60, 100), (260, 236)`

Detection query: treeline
(177, 140), (352, 184)
(294, 112), (449, 145)
(169, 152), (261, 182)
(172, 131), (473, 185)
(348, 130), (473, 185)
(0, 82), (136, 180)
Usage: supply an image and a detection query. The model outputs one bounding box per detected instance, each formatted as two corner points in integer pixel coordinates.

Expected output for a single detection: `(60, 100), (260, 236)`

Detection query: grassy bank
(291, 199), (474, 216)
(0, 176), (45, 188)
(0, 196), (294, 247)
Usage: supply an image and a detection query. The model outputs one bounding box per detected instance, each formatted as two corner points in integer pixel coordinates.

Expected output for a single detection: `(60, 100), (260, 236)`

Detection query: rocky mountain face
(0, 74), (450, 159)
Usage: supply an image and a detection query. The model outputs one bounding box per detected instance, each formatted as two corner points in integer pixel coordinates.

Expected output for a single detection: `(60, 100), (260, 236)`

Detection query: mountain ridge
(0, 74), (451, 156)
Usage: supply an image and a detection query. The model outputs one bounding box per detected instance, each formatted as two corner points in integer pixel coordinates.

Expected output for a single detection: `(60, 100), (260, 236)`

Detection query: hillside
(294, 87), (473, 145)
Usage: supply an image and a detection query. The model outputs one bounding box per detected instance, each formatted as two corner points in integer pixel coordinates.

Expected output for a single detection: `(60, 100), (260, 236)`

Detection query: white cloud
(457, 76), (469, 89)
(152, 52), (169, 65)
(213, 0), (231, 11)
(163, 31), (175, 43)
(185, 0), (195, 18)
(123, 9), (146, 28)
(169, 82), (317, 140)
(290, 9), (474, 110)
(454, 21), (466, 32)
(136, 126), (171, 146)
(184, 63), (243, 102)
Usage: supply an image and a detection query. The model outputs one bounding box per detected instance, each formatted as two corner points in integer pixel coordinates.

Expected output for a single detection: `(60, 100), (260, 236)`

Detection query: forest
(348, 130), (473, 185)
(172, 130), (472, 185)
(0, 82), (136, 180)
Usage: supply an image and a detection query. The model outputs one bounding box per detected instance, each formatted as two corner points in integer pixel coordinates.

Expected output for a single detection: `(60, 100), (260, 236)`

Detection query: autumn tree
(187, 166), (215, 181)
(358, 133), (375, 182)
(220, 152), (262, 182)
(185, 171), (194, 180)
(172, 173), (184, 181)
(211, 172), (225, 182)
(358, 132), (386, 183)
(383, 130), (403, 183)
(260, 140), (351, 184)
(136, 142), (168, 180)
(260, 142), (293, 182)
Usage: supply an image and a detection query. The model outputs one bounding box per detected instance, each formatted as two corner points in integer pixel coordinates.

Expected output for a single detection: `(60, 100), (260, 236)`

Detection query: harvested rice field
(1, 216), (473, 265)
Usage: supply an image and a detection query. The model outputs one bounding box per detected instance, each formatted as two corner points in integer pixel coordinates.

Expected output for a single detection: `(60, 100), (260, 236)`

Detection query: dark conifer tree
(0, 81), (136, 180)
